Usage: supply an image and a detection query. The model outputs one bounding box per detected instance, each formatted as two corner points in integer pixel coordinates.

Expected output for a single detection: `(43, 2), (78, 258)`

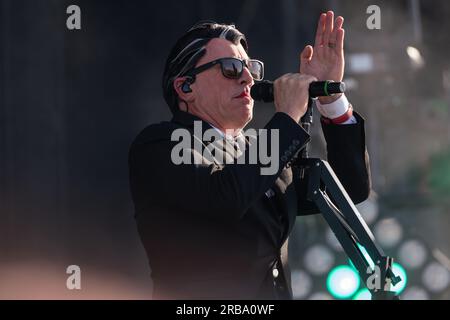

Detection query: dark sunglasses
(185, 57), (264, 81)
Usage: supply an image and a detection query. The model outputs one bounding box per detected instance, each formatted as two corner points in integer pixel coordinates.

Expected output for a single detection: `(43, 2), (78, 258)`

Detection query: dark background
(1, 0), (450, 299)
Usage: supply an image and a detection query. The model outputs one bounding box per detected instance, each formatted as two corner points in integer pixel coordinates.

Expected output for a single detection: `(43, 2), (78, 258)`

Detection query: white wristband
(316, 94), (350, 119)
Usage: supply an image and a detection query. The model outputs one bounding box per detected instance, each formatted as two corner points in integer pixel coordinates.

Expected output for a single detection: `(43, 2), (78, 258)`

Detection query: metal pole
(410, 0), (423, 44)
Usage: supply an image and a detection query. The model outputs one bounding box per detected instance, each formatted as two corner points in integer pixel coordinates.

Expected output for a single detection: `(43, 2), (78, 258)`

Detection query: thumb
(301, 45), (313, 62)
(300, 45), (313, 73)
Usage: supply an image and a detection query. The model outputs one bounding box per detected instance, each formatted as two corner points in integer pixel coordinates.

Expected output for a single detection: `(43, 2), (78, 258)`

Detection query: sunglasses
(185, 57), (264, 81)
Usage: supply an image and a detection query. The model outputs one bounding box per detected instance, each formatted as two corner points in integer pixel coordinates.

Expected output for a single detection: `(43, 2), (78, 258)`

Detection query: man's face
(190, 38), (254, 132)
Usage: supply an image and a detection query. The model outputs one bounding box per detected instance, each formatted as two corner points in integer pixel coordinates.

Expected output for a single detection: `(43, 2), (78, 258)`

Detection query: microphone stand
(294, 97), (401, 300)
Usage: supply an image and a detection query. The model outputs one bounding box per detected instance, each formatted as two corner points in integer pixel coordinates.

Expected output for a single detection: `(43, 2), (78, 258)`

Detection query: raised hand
(300, 11), (345, 104)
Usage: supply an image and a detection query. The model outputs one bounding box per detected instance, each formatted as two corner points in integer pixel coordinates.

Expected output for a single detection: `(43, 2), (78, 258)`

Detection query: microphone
(250, 80), (346, 102)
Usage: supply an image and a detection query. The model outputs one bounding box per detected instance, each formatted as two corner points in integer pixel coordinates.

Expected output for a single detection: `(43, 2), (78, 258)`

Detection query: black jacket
(128, 110), (371, 299)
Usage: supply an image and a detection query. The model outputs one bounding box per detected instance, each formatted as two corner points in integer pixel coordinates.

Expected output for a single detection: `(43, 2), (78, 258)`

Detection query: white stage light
(406, 46), (425, 69)
(291, 269), (313, 300)
(398, 239), (427, 269)
(308, 292), (333, 300)
(374, 218), (403, 248)
(422, 262), (450, 293)
(303, 244), (335, 276)
(402, 286), (430, 300)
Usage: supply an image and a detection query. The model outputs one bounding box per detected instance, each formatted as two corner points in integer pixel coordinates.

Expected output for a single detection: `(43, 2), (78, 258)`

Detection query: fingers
(279, 73), (317, 82)
(300, 45), (313, 73)
(315, 11), (345, 50)
(314, 13), (326, 47)
(329, 16), (343, 46)
(336, 28), (345, 52)
(322, 11), (334, 48)
(335, 16), (344, 30)
(274, 73), (318, 122)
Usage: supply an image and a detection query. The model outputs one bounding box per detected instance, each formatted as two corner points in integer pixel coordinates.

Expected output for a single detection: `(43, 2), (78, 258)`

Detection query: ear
(173, 77), (195, 103)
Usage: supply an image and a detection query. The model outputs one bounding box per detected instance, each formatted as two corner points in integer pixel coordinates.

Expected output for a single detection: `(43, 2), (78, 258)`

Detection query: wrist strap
(321, 104), (353, 125)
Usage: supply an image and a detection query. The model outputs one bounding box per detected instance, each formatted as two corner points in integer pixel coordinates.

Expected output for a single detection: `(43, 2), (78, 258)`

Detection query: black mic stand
(294, 98), (401, 300)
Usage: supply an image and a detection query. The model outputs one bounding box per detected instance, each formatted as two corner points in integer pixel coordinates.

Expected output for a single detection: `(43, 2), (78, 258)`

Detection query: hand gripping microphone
(250, 80), (346, 102)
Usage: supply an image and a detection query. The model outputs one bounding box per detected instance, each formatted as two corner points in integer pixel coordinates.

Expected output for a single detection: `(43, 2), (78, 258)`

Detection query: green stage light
(391, 262), (408, 294)
(326, 265), (360, 299)
(352, 288), (372, 300)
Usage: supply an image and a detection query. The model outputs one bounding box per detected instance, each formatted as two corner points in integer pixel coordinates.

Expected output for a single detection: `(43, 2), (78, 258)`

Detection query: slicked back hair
(162, 21), (248, 114)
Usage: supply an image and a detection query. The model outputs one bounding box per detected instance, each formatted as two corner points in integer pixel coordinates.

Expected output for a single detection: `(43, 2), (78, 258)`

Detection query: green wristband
(324, 80), (330, 96)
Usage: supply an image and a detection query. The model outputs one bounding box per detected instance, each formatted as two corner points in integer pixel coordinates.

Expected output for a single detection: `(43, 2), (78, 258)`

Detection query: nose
(239, 65), (254, 86)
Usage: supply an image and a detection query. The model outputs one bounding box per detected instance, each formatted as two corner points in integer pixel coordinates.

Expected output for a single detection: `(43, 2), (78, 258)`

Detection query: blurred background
(1, 0), (450, 299)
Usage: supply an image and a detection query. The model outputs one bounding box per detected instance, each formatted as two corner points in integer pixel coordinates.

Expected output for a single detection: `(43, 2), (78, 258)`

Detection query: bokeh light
(326, 265), (360, 299)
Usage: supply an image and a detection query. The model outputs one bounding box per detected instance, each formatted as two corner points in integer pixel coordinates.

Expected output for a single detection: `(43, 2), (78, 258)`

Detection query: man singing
(129, 11), (371, 299)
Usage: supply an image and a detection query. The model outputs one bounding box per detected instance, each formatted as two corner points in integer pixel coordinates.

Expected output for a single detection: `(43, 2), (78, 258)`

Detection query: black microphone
(250, 80), (346, 102)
